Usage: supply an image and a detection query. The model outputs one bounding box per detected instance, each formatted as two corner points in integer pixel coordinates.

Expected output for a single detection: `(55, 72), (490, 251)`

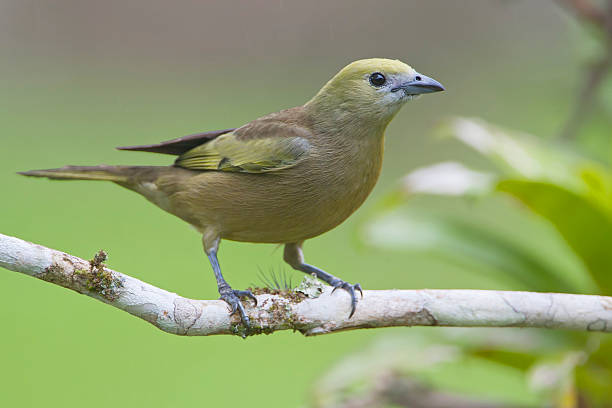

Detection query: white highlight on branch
(2, 233), (612, 336)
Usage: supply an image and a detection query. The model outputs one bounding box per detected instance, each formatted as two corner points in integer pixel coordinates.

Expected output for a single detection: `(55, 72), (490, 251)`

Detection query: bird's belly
(172, 168), (379, 244)
(222, 193), (365, 243)
(224, 185), (370, 243)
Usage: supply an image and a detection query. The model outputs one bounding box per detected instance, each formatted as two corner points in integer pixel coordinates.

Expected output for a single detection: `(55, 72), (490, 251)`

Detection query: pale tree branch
(1, 232), (612, 337)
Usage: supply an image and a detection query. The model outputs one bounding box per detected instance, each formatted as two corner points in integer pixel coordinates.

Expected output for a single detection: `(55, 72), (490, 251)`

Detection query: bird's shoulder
(174, 106), (313, 173)
(233, 106), (313, 141)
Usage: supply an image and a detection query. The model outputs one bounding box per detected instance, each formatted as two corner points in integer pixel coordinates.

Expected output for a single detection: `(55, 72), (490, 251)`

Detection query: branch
(557, 0), (611, 28)
(2, 233), (612, 337)
(559, 51), (612, 141)
(556, 0), (612, 140)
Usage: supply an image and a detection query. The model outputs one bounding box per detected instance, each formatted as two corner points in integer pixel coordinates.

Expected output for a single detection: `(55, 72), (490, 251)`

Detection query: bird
(19, 58), (444, 328)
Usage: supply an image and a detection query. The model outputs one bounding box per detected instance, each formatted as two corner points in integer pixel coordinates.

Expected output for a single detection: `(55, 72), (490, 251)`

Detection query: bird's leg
(203, 235), (257, 328)
(283, 242), (362, 318)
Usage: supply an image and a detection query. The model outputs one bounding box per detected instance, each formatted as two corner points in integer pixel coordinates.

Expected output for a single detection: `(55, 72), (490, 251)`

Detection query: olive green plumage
(20, 58), (444, 324)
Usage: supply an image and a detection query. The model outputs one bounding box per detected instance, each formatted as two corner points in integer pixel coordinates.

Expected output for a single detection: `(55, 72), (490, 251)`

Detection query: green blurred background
(1, 1), (610, 407)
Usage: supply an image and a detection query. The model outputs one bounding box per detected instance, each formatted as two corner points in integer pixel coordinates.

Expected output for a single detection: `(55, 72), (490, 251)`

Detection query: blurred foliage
(361, 118), (612, 407)
(309, 333), (543, 408)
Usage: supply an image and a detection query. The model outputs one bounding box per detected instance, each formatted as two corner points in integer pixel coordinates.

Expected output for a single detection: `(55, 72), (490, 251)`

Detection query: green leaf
(579, 165), (612, 213)
(498, 180), (612, 294)
(575, 336), (612, 405)
(601, 74), (612, 117)
(364, 207), (579, 293)
(469, 349), (540, 371)
(446, 118), (583, 189)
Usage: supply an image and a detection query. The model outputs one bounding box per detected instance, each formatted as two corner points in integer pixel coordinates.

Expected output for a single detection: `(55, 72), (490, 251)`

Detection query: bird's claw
(234, 289), (258, 306)
(331, 281), (363, 318)
(219, 287), (257, 328)
(354, 283), (363, 299)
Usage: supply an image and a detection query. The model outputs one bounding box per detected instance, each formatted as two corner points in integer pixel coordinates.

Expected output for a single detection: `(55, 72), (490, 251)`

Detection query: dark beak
(393, 73), (445, 95)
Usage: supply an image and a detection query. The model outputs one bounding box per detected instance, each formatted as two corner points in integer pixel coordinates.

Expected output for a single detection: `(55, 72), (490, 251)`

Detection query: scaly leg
(283, 242), (362, 317)
(203, 235), (256, 328)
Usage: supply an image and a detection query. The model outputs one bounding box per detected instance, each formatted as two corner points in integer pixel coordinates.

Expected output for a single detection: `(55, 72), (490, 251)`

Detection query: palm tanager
(20, 58), (444, 327)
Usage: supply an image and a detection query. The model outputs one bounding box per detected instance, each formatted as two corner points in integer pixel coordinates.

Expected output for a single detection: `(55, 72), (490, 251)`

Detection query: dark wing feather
(116, 128), (236, 155)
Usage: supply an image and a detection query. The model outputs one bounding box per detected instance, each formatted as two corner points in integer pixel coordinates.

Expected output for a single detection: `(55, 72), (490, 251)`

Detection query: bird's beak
(393, 73), (445, 95)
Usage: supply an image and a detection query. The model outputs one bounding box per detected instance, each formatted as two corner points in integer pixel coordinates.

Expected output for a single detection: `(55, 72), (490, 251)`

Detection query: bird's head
(307, 58), (444, 127)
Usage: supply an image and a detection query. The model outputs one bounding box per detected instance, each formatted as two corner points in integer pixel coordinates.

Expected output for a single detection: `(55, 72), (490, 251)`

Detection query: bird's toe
(219, 287), (256, 329)
(234, 289), (258, 306)
(331, 281), (362, 318)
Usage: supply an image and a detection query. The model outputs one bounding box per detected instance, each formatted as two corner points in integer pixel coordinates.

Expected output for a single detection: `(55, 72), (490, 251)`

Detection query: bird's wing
(116, 128), (236, 155)
(174, 120), (312, 173)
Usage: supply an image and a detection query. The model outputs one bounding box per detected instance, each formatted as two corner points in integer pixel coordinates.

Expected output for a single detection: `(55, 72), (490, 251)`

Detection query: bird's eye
(415, 76), (422, 81)
(369, 72), (386, 87)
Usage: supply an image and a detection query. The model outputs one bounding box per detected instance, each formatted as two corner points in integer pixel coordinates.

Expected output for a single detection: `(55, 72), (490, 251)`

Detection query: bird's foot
(219, 286), (258, 329)
(331, 281), (363, 318)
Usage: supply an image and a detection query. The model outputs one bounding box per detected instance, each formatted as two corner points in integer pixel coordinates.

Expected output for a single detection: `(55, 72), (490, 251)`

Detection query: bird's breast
(309, 137), (384, 227)
(235, 134), (385, 242)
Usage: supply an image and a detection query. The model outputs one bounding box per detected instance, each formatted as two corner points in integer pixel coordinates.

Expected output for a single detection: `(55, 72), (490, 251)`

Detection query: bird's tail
(18, 165), (132, 183)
